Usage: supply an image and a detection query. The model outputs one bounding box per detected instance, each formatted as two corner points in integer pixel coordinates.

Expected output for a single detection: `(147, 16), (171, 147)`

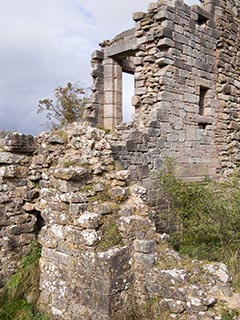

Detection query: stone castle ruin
(88, 0), (240, 184)
(1, 0), (240, 319)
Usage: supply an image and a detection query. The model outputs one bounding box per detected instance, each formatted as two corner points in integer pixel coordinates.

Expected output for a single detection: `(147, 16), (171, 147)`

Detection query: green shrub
(0, 241), (48, 320)
(221, 309), (239, 320)
(158, 163), (240, 289)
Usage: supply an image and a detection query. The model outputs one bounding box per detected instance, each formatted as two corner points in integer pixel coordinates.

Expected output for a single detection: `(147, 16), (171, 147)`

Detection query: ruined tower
(89, 0), (240, 189)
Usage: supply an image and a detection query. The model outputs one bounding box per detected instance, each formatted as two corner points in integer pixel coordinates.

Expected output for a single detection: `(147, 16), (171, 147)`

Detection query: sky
(0, 0), (198, 135)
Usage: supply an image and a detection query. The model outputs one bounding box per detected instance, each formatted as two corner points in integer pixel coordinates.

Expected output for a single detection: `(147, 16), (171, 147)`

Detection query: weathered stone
(109, 186), (128, 202)
(132, 12), (146, 21)
(134, 239), (156, 253)
(51, 167), (89, 181)
(3, 133), (35, 153)
(203, 263), (231, 283)
(2, 0), (240, 319)
(76, 212), (101, 229)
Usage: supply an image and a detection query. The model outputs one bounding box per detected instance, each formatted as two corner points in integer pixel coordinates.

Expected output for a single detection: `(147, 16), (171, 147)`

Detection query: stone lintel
(105, 39), (137, 59)
(191, 4), (212, 20)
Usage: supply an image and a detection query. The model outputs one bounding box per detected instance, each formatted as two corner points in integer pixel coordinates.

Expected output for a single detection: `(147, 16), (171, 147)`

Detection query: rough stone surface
(1, 122), (239, 319)
(1, 0), (240, 319)
(87, 0), (240, 202)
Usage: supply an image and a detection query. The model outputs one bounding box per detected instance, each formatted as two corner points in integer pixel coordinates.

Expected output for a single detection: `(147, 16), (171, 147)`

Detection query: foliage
(38, 82), (89, 129)
(97, 216), (122, 250)
(221, 309), (239, 320)
(0, 241), (48, 320)
(158, 162), (240, 288)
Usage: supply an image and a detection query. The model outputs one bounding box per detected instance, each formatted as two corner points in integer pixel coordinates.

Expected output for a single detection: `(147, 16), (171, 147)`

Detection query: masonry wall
(213, 0), (240, 175)
(1, 0), (240, 319)
(89, 0), (240, 203)
(1, 124), (240, 320)
(89, 0), (225, 206)
(0, 132), (38, 288)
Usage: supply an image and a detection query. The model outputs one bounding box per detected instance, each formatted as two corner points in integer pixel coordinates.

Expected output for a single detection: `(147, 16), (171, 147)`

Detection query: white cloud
(0, 0), (199, 135)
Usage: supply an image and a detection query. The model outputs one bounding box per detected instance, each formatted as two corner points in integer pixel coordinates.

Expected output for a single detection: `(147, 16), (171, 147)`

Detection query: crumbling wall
(35, 122), (158, 319)
(0, 124), (240, 319)
(89, 0), (223, 205)
(34, 123), (240, 320)
(0, 132), (38, 288)
(213, 0), (240, 175)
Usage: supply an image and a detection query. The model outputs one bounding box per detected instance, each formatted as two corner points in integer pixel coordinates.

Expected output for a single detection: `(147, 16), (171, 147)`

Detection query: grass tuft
(0, 241), (48, 320)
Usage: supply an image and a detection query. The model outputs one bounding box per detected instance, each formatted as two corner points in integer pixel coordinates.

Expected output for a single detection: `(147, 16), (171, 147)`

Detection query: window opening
(199, 86), (208, 116)
(122, 72), (135, 123)
(198, 86), (209, 129)
(198, 123), (207, 130)
(197, 14), (208, 26)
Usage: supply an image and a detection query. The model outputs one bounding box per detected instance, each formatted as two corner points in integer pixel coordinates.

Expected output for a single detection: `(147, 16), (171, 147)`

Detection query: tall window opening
(198, 86), (210, 130)
(199, 86), (208, 116)
(122, 72), (135, 123)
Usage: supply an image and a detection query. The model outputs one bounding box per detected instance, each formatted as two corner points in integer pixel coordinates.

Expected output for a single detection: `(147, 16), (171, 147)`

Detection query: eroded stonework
(1, 0), (240, 319)
(0, 132), (37, 287)
(89, 0), (240, 187)
(1, 123), (240, 319)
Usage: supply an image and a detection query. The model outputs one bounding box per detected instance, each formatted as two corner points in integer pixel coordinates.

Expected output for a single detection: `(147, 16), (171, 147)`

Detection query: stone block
(126, 140), (137, 151)
(134, 239), (156, 253)
(131, 95), (140, 106)
(154, 158), (163, 170)
(109, 186), (128, 202)
(156, 57), (174, 66)
(40, 248), (71, 266)
(3, 133), (35, 154)
(137, 165), (150, 179)
(51, 167), (89, 181)
(77, 212), (101, 229)
(157, 38), (174, 49)
(148, 127), (161, 137)
(132, 12), (146, 21)
(0, 152), (27, 164)
(91, 50), (104, 60)
(148, 2), (158, 12)
(134, 252), (157, 267)
(105, 39), (137, 57)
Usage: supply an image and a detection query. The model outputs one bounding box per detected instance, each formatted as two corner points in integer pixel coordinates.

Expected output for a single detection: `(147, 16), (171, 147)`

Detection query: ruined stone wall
(1, 0), (240, 319)
(34, 123), (158, 319)
(24, 123), (240, 320)
(89, 0), (224, 205)
(0, 132), (38, 288)
(1, 124), (240, 319)
(213, 0), (240, 175)
(89, 0), (240, 201)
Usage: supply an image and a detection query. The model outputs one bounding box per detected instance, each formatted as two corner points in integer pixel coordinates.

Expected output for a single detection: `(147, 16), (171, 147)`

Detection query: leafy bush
(158, 162), (240, 289)
(38, 82), (89, 129)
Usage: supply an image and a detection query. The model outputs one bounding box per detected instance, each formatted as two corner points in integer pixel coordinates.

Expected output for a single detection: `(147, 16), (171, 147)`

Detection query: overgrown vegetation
(158, 161), (240, 290)
(38, 82), (89, 129)
(0, 241), (48, 320)
(221, 308), (239, 320)
(97, 216), (122, 251)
